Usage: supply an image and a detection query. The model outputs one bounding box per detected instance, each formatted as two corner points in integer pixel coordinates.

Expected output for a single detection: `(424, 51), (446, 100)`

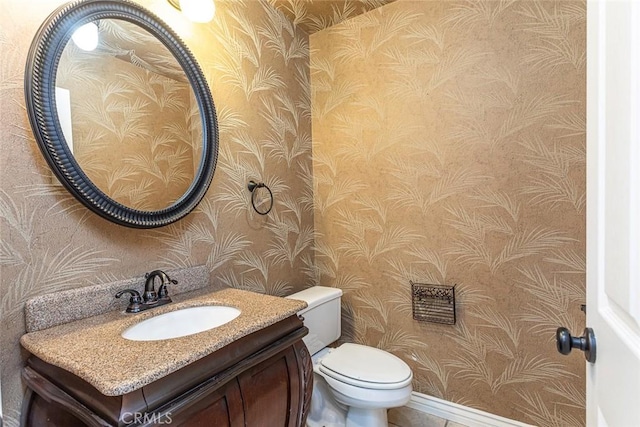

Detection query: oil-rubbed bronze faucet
(144, 270), (178, 304)
(115, 270), (178, 313)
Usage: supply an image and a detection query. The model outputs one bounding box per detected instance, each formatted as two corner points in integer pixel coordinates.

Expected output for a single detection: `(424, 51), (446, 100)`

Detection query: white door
(586, 0), (640, 426)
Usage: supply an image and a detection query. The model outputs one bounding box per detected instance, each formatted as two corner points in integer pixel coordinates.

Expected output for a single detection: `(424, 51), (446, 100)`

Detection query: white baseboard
(406, 392), (534, 427)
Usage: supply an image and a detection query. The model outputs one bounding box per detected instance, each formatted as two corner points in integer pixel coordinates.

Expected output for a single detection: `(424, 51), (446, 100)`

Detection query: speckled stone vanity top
(20, 287), (306, 397)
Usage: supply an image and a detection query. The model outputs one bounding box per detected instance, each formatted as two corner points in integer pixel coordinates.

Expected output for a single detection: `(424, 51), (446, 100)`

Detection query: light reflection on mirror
(55, 19), (202, 211)
(72, 21), (99, 51)
(55, 87), (74, 153)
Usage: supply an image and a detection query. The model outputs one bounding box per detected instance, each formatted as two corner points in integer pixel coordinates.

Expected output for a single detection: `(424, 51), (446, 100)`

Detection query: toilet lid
(319, 343), (412, 388)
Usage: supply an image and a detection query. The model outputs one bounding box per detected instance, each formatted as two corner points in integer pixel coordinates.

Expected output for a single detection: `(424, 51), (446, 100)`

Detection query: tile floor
(388, 406), (469, 427)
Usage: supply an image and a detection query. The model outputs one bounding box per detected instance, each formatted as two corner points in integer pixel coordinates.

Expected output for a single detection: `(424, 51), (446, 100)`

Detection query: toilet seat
(318, 343), (413, 390)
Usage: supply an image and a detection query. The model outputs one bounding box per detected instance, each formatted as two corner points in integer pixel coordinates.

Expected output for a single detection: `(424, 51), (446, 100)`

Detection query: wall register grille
(410, 282), (456, 325)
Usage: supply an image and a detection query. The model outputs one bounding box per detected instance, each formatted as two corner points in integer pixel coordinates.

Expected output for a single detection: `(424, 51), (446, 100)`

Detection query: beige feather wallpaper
(0, 0), (585, 426)
(310, 0), (586, 425)
(0, 1), (313, 425)
(270, 0), (396, 34)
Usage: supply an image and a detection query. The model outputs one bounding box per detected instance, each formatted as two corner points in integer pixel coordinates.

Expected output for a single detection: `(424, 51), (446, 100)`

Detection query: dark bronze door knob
(556, 327), (596, 363)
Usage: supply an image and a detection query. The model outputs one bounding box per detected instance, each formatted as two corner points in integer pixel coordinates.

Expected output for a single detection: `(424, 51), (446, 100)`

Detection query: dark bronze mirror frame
(25, 0), (218, 228)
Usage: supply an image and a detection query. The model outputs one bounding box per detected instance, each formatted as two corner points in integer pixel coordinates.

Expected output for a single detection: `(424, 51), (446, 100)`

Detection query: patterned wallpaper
(0, 0), (586, 425)
(0, 1), (313, 425)
(310, 0), (586, 425)
(270, 0), (396, 34)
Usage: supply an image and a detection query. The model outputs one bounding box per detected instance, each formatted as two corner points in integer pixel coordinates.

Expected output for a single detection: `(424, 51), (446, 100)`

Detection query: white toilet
(287, 286), (413, 427)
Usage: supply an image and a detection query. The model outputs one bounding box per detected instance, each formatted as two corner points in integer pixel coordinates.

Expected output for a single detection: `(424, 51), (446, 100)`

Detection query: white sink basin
(121, 305), (241, 341)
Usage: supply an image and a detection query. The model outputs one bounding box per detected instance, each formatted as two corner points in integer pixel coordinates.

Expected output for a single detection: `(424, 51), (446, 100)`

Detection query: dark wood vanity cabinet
(21, 315), (312, 427)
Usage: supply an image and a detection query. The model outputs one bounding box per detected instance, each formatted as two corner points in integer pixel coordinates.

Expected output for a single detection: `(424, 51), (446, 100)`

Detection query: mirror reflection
(55, 19), (202, 211)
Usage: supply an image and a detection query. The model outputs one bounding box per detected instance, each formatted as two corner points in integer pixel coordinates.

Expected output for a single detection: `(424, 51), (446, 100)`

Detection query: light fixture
(168, 0), (215, 23)
(72, 21), (99, 51)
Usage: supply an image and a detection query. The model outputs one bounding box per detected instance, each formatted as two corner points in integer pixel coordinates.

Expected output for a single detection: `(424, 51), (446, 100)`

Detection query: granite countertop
(20, 287), (306, 396)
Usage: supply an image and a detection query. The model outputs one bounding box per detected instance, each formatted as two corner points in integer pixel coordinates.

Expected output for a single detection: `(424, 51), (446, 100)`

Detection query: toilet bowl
(287, 287), (413, 427)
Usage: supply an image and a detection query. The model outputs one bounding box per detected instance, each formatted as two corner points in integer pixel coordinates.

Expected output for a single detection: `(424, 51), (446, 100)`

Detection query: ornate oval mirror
(25, 0), (218, 228)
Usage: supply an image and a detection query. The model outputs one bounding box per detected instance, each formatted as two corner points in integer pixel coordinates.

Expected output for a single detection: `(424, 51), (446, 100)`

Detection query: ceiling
(268, 0), (396, 34)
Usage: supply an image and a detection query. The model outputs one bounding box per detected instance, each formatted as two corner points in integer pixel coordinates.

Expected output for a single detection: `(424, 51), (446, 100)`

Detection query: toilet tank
(286, 286), (342, 355)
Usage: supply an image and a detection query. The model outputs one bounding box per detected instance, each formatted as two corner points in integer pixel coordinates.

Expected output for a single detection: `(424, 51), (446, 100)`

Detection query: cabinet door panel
(239, 347), (301, 427)
(24, 392), (87, 427)
(169, 379), (244, 427)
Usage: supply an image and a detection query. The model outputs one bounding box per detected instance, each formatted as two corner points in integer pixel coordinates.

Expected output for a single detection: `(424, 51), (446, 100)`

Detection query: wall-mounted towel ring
(247, 180), (273, 215)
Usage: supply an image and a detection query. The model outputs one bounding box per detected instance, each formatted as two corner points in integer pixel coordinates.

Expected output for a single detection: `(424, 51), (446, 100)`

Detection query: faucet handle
(158, 283), (170, 300)
(158, 276), (177, 299)
(115, 289), (144, 313)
